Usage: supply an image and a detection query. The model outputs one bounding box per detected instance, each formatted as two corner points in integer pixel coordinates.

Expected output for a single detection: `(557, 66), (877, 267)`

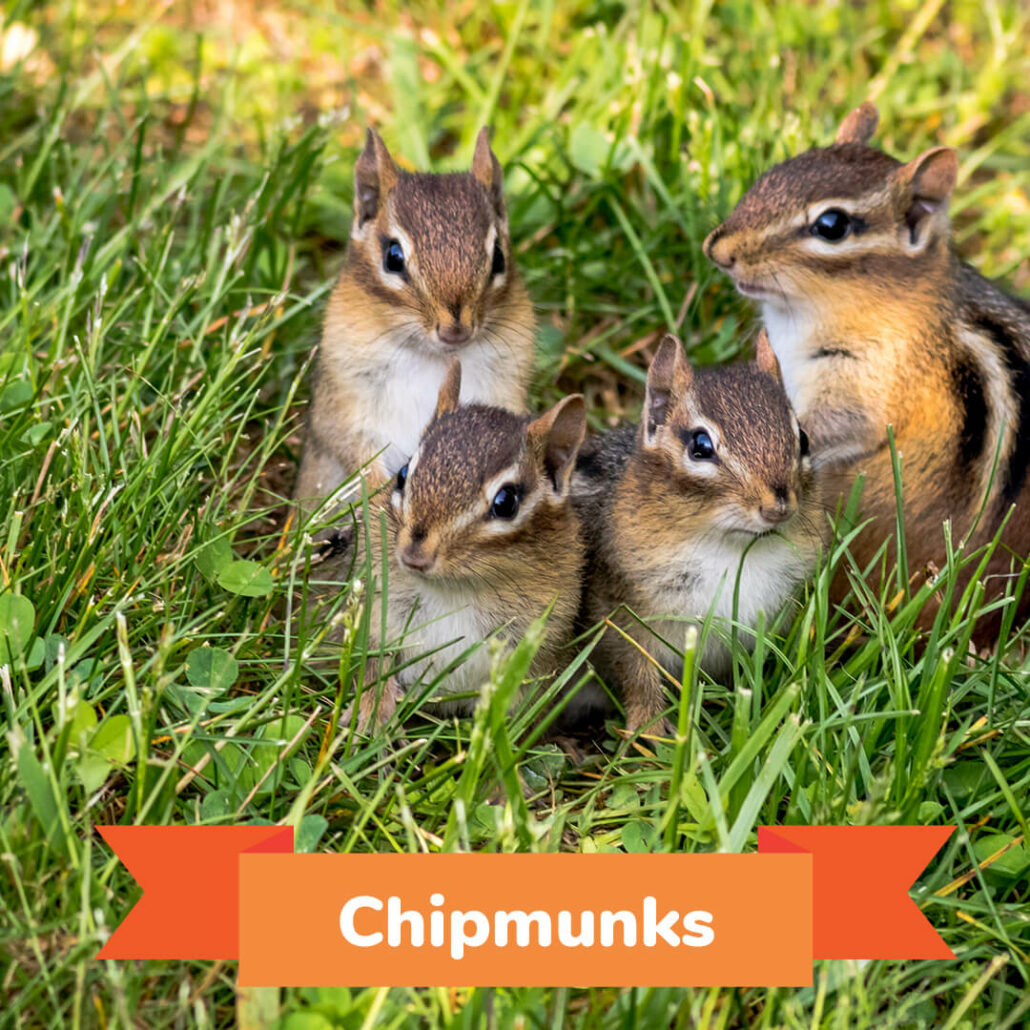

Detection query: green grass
(2, 1), (1030, 1027)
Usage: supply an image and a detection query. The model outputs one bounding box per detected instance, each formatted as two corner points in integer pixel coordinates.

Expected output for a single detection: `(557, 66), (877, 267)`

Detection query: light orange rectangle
(238, 853), (813, 986)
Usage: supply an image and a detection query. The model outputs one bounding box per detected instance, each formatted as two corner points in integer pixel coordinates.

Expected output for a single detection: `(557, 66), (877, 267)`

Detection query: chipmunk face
(703, 103), (958, 306)
(641, 334), (813, 536)
(388, 361), (585, 581)
(348, 127), (518, 350)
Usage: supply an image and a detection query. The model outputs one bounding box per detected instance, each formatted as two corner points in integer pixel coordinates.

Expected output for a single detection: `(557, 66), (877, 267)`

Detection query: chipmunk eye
(811, 209), (851, 242)
(489, 484), (521, 519)
(799, 429), (810, 458)
(491, 240), (505, 278)
(395, 464), (408, 491)
(688, 429), (716, 461)
(383, 238), (406, 274)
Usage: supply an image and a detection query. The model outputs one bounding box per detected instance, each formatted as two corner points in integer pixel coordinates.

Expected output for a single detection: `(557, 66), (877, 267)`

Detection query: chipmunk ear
(754, 328), (783, 384)
(354, 128), (399, 228)
(434, 359), (462, 419)
(528, 395), (586, 494)
(895, 146), (958, 247)
(644, 334), (692, 446)
(472, 127), (506, 219)
(835, 102), (879, 145)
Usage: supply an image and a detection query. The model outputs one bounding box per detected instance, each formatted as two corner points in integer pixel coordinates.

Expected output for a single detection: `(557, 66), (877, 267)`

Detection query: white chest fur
(343, 333), (524, 475)
(381, 577), (503, 714)
(640, 533), (811, 678)
(760, 301), (820, 413)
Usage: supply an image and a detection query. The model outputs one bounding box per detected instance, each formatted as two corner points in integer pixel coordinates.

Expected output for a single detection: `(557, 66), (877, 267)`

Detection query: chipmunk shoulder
(576, 333), (823, 733)
(295, 128), (536, 513)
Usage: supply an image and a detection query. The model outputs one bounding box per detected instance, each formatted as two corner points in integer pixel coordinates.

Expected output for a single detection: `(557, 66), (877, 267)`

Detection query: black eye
(384, 238), (406, 274)
(396, 464), (408, 491)
(799, 428), (810, 457)
(489, 484), (520, 519)
(688, 430), (716, 461)
(491, 240), (505, 278)
(811, 209), (851, 242)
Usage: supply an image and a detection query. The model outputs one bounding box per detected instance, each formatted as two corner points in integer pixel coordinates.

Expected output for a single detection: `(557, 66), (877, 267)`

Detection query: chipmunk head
(347, 127), (519, 350)
(640, 333), (813, 536)
(388, 361), (586, 580)
(703, 103), (958, 307)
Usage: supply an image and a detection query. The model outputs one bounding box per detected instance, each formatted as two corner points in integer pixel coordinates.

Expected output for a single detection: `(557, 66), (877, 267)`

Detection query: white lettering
(387, 896), (424, 947)
(599, 910), (637, 947)
(494, 910), (552, 947)
(557, 910), (595, 946)
(450, 910), (491, 959)
(430, 893), (445, 947)
(339, 895), (383, 947)
(642, 896), (680, 947)
(339, 894), (714, 954)
(682, 910), (715, 947)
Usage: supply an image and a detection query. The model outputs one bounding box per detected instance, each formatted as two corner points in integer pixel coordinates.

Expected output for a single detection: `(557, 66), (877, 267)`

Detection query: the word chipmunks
(348, 361), (586, 732)
(574, 333), (823, 732)
(338, 892), (715, 960)
(295, 127), (535, 513)
(704, 102), (1030, 640)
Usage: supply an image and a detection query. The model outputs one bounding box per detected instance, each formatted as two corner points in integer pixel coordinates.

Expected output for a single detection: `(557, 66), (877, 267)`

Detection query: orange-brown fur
(295, 128), (535, 516)
(704, 103), (1030, 642)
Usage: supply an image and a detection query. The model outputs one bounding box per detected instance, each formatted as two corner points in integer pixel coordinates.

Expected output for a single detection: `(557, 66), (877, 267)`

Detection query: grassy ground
(2, 1), (1030, 1027)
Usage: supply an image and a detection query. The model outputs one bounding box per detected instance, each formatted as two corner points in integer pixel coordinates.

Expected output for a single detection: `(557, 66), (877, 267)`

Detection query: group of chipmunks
(293, 102), (1030, 738)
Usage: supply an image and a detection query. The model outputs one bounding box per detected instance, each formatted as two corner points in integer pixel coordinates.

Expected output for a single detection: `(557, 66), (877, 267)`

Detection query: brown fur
(703, 104), (1030, 642)
(575, 336), (824, 733)
(349, 367), (587, 734)
(295, 128), (535, 515)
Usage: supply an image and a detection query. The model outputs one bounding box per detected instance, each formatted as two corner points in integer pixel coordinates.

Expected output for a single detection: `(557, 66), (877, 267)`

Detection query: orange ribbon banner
(96, 825), (954, 986)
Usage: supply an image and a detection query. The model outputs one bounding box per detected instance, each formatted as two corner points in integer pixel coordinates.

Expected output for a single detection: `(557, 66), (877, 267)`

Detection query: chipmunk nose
(399, 544), (434, 573)
(398, 525), (436, 572)
(759, 485), (795, 525)
(437, 321), (472, 346)
(703, 227), (736, 269)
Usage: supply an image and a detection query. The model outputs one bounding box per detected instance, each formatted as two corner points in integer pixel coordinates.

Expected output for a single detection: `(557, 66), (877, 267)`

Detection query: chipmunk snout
(397, 525), (438, 573)
(437, 321), (472, 345)
(434, 301), (474, 346)
(704, 227), (736, 269)
(400, 545), (434, 572)
(758, 485), (796, 525)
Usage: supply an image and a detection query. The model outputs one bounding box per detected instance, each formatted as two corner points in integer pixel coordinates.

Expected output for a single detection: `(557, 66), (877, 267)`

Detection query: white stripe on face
(803, 190), (891, 229)
(485, 224), (507, 290)
(480, 463), (542, 535)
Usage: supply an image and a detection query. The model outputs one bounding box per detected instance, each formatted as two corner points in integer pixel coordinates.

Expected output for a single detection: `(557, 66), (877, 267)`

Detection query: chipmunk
(347, 361), (586, 731)
(294, 127), (536, 514)
(575, 333), (823, 733)
(704, 103), (1030, 640)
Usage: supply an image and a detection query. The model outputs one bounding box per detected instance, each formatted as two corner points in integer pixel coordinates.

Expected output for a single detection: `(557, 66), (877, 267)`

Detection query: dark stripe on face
(349, 251), (413, 310)
(675, 426), (694, 447)
(951, 354), (988, 483)
(973, 314), (1030, 507)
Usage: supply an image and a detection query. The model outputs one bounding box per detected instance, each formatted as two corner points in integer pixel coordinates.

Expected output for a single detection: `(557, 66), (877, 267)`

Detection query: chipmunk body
(295, 128), (535, 511)
(576, 335), (823, 732)
(704, 104), (1030, 637)
(351, 362), (586, 728)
